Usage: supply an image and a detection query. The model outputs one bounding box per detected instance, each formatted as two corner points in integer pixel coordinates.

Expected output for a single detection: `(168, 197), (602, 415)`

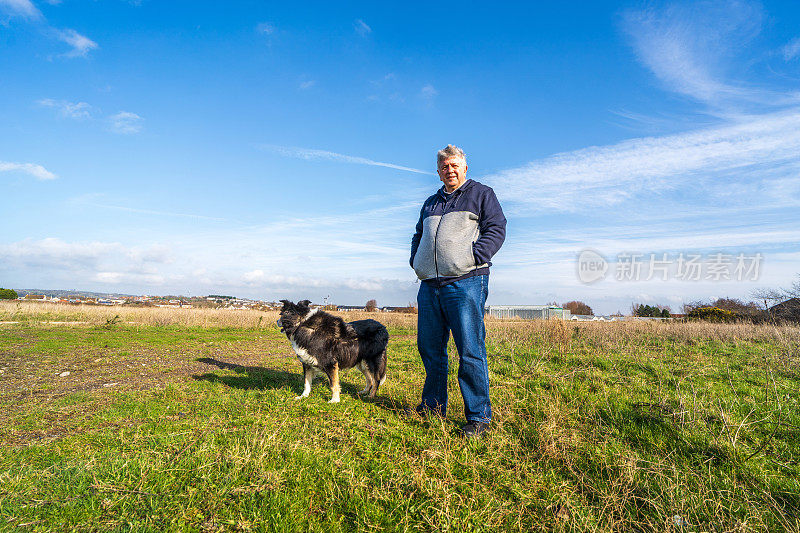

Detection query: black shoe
(461, 421), (490, 438)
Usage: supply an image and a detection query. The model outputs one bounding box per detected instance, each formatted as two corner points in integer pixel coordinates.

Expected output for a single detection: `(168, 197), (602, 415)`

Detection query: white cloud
(37, 100), (149, 136)
(94, 272), (124, 283)
(369, 73), (396, 90)
(68, 193), (233, 222)
(126, 244), (172, 264)
(486, 109), (800, 212)
(260, 144), (433, 175)
(109, 111), (143, 134)
(504, 221), (800, 266)
(0, 160), (56, 180)
(420, 84), (438, 102)
(38, 98), (92, 119)
(0, 1), (98, 58)
(242, 270), (392, 293)
(298, 80), (316, 90)
(257, 22), (275, 35)
(354, 19), (371, 36)
(0, 0), (41, 19)
(0, 238), (173, 288)
(243, 269), (265, 283)
(56, 28), (98, 58)
(620, 1), (793, 111)
(0, 238), (123, 269)
(782, 38), (800, 61)
(85, 201), (228, 221)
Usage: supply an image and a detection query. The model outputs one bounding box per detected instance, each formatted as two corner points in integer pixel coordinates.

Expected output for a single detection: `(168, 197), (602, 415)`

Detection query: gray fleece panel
(412, 216), (440, 280)
(412, 211), (489, 280)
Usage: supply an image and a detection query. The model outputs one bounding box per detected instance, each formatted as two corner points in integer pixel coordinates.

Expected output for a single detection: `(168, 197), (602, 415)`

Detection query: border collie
(277, 300), (388, 403)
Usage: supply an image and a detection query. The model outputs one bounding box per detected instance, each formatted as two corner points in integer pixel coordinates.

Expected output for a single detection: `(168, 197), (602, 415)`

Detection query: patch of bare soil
(0, 331), (297, 419)
(0, 329), (306, 446)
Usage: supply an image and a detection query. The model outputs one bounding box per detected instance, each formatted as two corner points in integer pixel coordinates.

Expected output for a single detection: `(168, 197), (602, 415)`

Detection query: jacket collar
(438, 178), (473, 199)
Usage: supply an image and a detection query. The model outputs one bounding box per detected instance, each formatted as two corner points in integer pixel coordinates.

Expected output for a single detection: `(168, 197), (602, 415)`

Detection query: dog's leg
(295, 364), (314, 400)
(357, 361), (374, 396)
(327, 362), (340, 403)
(377, 348), (388, 388)
(366, 370), (378, 398)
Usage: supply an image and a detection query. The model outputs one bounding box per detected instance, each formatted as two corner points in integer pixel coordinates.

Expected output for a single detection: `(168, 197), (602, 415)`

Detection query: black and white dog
(277, 300), (388, 403)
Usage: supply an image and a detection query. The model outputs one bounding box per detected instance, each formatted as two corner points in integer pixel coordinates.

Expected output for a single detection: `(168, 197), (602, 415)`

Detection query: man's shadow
(192, 357), (417, 417)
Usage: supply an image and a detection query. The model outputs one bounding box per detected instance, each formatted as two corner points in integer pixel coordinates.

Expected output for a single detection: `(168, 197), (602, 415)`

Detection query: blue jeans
(417, 275), (491, 423)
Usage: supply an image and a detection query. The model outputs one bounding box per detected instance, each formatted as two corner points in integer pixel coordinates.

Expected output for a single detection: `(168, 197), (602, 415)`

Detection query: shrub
(0, 288), (18, 300)
(687, 306), (739, 322)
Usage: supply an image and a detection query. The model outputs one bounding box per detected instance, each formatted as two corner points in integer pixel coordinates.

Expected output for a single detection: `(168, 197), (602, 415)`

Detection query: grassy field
(0, 301), (799, 532)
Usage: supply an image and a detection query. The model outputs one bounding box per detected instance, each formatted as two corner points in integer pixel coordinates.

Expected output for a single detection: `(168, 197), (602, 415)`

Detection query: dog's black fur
(278, 299), (388, 403)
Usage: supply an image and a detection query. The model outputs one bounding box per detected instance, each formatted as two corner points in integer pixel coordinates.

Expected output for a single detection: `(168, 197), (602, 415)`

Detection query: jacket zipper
(433, 190), (458, 284)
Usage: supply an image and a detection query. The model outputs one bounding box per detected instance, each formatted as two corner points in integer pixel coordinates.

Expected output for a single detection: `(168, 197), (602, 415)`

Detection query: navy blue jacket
(410, 179), (506, 285)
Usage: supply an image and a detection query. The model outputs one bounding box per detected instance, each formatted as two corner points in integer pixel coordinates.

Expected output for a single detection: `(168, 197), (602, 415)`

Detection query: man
(410, 144), (506, 438)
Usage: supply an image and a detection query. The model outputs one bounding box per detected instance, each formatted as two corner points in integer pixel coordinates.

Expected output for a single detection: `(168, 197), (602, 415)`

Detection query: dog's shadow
(192, 357), (417, 416)
(193, 358), (302, 393)
(193, 357), (378, 399)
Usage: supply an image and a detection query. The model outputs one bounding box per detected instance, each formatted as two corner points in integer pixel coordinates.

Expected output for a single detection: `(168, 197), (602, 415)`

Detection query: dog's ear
(298, 299), (311, 308)
(279, 299), (292, 309)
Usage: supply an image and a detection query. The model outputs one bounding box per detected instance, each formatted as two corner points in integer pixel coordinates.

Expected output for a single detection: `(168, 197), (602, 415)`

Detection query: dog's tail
(376, 325), (388, 389)
(376, 345), (388, 386)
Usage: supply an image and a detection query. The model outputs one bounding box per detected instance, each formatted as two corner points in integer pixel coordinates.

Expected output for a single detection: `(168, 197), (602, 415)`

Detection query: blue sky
(2, 0), (799, 313)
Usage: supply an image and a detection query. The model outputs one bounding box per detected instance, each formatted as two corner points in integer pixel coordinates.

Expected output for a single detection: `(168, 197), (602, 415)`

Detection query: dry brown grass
(486, 316), (800, 352)
(0, 300), (420, 330)
(0, 300), (277, 328)
(4, 300), (798, 345)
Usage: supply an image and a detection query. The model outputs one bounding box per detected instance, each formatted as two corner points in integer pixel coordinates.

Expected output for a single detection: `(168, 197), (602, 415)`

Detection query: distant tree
(562, 301), (593, 316)
(711, 297), (763, 320)
(632, 303), (671, 317)
(365, 299), (378, 312)
(397, 301), (418, 314)
(0, 288), (17, 300)
(752, 273), (800, 308)
(390, 302), (417, 314)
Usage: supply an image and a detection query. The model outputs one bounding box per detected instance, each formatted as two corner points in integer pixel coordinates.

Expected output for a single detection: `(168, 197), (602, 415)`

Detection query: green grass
(0, 318), (798, 532)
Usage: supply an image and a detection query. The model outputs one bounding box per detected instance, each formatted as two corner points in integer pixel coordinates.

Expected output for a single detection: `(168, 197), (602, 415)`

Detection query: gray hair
(437, 144), (467, 166)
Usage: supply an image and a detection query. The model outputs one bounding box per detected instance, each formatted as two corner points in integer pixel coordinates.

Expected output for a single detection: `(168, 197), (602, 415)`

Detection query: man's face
(438, 157), (467, 193)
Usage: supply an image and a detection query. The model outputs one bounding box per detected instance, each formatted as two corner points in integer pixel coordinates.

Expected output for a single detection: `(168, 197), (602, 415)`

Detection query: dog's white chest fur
(290, 337), (318, 366)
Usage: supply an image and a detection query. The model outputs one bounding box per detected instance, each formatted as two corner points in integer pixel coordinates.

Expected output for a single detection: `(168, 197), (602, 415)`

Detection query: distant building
(485, 305), (571, 320)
